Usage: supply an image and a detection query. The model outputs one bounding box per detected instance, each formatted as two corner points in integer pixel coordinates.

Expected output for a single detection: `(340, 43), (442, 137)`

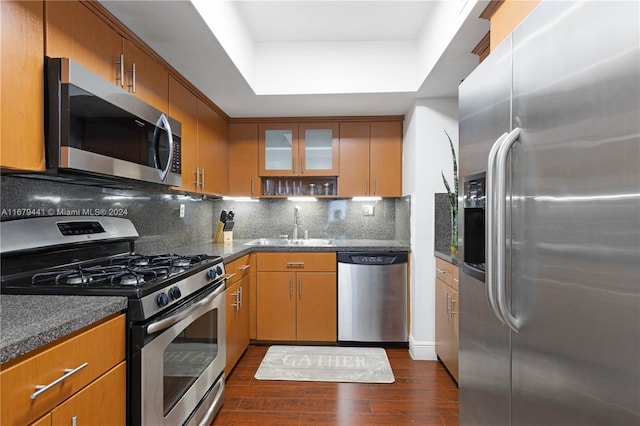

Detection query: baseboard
(408, 335), (438, 360)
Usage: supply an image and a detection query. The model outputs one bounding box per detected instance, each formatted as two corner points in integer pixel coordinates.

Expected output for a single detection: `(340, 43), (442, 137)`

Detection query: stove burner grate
(31, 264), (172, 288)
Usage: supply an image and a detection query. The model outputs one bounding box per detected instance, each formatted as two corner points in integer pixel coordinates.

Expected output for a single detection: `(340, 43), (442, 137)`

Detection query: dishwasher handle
(337, 252), (408, 265)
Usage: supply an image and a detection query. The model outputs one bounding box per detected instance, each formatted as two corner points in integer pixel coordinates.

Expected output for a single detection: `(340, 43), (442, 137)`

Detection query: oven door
(139, 283), (226, 426)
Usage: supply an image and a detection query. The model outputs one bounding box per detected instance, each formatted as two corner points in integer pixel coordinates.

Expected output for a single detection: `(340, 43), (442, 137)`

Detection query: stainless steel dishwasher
(337, 252), (408, 343)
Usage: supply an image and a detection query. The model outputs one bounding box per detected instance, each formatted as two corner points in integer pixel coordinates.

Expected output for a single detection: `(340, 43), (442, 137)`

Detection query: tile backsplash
(1, 175), (410, 253)
(434, 193), (453, 253)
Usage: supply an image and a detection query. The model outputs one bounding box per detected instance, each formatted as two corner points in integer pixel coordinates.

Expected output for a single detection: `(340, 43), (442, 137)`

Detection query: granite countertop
(435, 249), (459, 266)
(184, 239), (411, 263)
(1, 295), (127, 364)
(0, 240), (407, 364)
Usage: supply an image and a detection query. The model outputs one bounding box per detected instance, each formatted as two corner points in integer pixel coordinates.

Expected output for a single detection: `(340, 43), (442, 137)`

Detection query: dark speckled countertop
(0, 240), (407, 364)
(435, 249), (458, 266)
(183, 239), (411, 263)
(1, 295), (127, 364)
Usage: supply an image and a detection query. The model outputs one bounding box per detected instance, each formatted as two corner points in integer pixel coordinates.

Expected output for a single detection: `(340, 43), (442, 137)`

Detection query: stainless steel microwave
(45, 57), (181, 187)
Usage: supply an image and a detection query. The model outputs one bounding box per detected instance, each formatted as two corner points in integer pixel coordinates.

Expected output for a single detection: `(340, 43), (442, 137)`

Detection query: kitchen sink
(244, 238), (334, 247)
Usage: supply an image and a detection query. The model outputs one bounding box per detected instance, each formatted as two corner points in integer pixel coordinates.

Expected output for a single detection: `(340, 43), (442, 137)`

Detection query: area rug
(254, 345), (395, 383)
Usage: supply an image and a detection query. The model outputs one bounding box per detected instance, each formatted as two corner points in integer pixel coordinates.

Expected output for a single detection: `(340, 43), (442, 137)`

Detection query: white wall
(404, 97), (459, 360)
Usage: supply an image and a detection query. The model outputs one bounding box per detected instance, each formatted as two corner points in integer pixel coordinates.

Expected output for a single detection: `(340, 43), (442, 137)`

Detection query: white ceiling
(98, 1), (489, 118)
(236, 1), (435, 42)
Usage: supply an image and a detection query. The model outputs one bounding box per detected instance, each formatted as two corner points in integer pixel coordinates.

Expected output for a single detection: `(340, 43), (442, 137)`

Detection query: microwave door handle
(154, 114), (174, 182)
(495, 127), (521, 332)
(486, 131), (508, 325)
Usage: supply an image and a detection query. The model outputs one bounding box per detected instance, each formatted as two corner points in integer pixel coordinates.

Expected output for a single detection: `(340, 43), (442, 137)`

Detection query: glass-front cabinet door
(299, 123), (339, 176)
(259, 123), (298, 176)
(259, 123), (339, 177)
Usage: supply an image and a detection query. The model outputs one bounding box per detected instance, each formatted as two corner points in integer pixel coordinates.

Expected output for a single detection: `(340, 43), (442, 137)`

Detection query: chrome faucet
(293, 205), (300, 240)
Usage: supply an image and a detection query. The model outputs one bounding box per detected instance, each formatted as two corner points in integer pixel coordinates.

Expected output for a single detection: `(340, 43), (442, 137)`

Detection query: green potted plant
(441, 130), (458, 254)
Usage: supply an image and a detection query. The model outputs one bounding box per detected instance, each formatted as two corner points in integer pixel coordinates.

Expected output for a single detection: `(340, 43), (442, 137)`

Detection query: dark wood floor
(212, 345), (459, 425)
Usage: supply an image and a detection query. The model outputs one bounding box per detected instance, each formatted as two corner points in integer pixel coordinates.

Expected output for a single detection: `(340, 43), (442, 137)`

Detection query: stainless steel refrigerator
(458, 2), (640, 425)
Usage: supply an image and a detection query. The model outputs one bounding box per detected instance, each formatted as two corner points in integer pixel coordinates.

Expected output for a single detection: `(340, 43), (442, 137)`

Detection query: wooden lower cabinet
(50, 362), (126, 425)
(225, 255), (252, 375)
(256, 252), (337, 342)
(434, 257), (459, 382)
(0, 314), (126, 426)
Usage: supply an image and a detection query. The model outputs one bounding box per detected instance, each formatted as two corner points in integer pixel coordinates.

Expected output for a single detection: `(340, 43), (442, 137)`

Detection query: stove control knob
(157, 292), (169, 307)
(216, 266), (223, 276)
(207, 269), (217, 280)
(168, 286), (181, 300)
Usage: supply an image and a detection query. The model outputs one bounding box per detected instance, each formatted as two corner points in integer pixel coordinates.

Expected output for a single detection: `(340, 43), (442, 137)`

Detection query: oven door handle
(146, 283), (225, 335)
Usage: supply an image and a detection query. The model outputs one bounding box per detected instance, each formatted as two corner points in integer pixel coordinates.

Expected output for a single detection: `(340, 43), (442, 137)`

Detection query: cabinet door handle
(450, 296), (458, 315)
(290, 277), (293, 297)
(239, 286), (243, 309)
(373, 177), (377, 195)
(231, 290), (239, 308)
(445, 292), (450, 317)
(301, 153), (305, 174)
(251, 177), (254, 195)
(72, 416), (78, 426)
(298, 277), (302, 296)
(286, 262), (305, 268)
(128, 62), (136, 93)
(364, 178), (368, 195)
(292, 157), (296, 174)
(115, 54), (124, 88)
(195, 167), (200, 187)
(200, 168), (205, 189)
(31, 362), (89, 400)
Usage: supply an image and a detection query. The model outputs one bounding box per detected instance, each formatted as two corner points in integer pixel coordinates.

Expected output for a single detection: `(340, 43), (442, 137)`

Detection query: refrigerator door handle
(495, 127), (521, 332)
(486, 131), (509, 325)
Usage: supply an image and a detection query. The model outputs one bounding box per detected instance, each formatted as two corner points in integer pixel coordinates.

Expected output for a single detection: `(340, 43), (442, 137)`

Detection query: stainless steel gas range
(0, 216), (226, 426)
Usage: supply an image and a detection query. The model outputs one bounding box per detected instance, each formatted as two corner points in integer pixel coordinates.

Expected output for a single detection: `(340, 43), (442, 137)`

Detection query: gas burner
(66, 274), (93, 285)
(115, 273), (144, 286)
(130, 258), (150, 267)
(172, 258), (191, 268)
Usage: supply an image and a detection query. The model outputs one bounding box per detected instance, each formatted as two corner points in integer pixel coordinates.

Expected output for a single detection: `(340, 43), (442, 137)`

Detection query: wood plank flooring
(212, 345), (459, 425)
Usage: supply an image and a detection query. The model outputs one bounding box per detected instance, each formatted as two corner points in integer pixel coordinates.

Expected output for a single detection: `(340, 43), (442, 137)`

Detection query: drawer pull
(435, 268), (446, 275)
(225, 273), (237, 280)
(286, 262), (305, 268)
(31, 362), (88, 400)
(238, 264), (250, 270)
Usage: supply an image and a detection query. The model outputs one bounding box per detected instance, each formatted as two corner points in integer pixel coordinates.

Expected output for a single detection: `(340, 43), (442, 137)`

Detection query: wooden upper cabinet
(46, 2), (168, 111)
(258, 122), (339, 177)
(1, 0), (46, 172)
(338, 121), (403, 197)
(259, 123), (299, 177)
(197, 100), (229, 196)
(46, 1), (123, 87)
(370, 121), (403, 197)
(122, 40), (168, 113)
(483, 0), (541, 53)
(228, 123), (259, 196)
(338, 122), (370, 197)
(168, 76), (198, 193)
(298, 122), (339, 176)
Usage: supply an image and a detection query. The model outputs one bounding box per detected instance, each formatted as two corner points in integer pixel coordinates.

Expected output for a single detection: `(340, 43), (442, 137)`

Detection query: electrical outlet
(179, 204), (185, 218)
(363, 205), (375, 216)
